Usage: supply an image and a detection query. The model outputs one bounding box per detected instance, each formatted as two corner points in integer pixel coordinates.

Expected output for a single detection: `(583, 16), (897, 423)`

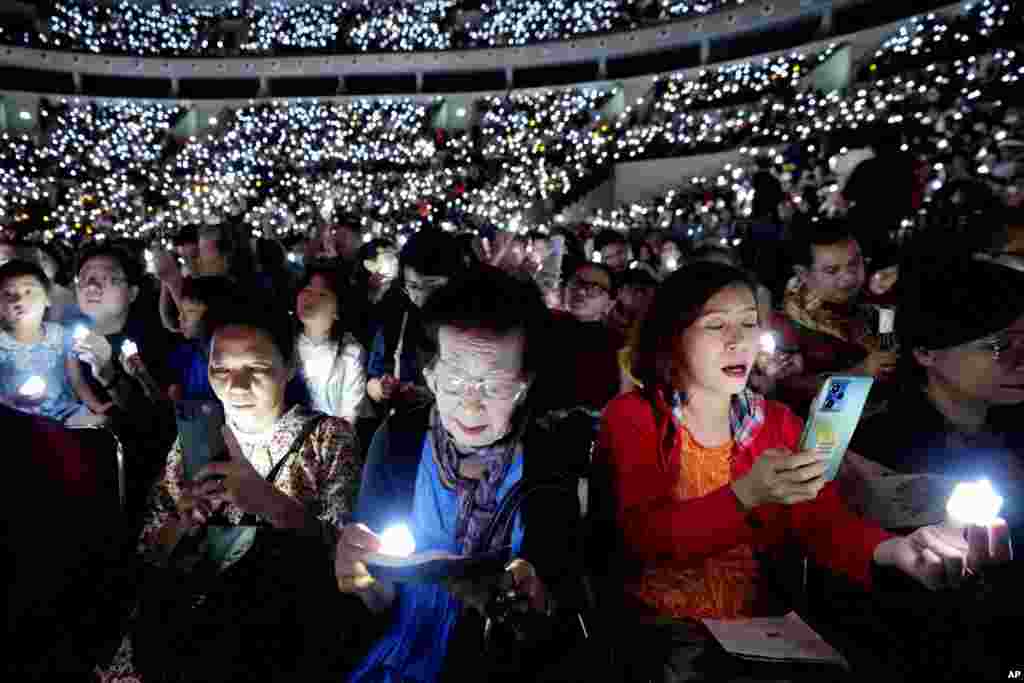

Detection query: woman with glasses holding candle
(71, 245), (173, 412)
(851, 254), (1024, 528)
(365, 231), (468, 415)
(339, 266), (587, 683)
(596, 261), (998, 682)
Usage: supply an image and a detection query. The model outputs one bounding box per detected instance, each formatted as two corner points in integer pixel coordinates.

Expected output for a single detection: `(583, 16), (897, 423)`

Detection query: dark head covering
(900, 256), (1024, 351)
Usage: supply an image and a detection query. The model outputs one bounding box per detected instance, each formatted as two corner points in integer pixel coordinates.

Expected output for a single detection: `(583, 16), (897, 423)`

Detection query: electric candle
(122, 339), (139, 358)
(379, 524), (416, 558)
(19, 375), (46, 397)
(947, 479), (1012, 566)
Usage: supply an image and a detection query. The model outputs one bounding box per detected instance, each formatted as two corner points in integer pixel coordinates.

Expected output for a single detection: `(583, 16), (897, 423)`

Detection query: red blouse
(596, 391), (891, 619)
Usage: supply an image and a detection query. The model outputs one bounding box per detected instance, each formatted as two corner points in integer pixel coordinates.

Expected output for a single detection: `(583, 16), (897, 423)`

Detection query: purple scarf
(429, 408), (525, 555)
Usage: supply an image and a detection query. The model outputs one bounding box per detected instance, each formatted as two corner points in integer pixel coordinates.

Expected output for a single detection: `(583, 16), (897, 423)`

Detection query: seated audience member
(594, 229), (630, 276)
(321, 218), (365, 285)
(607, 267), (658, 340)
(99, 301), (362, 681)
(155, 245), (187, 334)
(538, 262), (625, 414)
(778, 223), (898, 411)
(72, 245), (173, 410)
(851, 255), (1024, 524)
(295, 265), (369, 425)
(691, 244), (774, 326)
(172, 224), (200, 276)
(0, 238), (20, 265)
(256, 237), (297, 300)
(366, 231), (467, 415)
(340, 266), (585, 682)
(349, 239), (400, 350)
(0, 260), (102, 423)
(659, 238), (685, 279)
(166, 276), (234, 402)
(35, 244), (79, 322)
(596, 262), (987, 681)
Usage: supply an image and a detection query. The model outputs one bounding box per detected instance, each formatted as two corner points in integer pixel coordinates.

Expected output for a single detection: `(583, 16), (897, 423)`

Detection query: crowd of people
(0, 0), (739, 55)
(3, 2), (1023, 682)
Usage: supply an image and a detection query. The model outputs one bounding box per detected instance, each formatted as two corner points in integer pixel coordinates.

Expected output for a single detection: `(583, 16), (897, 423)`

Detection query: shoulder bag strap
(237, 414), (329, 526)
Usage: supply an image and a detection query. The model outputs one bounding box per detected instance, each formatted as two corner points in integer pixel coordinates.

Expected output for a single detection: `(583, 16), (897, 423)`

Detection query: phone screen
(175, 400), (228, 481)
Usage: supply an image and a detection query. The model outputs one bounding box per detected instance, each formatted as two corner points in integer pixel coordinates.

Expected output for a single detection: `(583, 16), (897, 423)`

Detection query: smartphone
(797, 376), (874, 481)
(175, 399), (229, 482)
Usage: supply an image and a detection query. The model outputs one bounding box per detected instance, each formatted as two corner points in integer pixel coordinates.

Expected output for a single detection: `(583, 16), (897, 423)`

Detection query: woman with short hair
(100, 300), (362, 682)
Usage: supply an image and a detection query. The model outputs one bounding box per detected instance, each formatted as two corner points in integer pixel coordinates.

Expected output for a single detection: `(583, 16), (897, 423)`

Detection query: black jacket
(852, 388), (1024, 526)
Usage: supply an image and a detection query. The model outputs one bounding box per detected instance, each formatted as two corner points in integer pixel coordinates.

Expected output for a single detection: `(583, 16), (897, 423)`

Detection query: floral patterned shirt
(138, 403), (361, 558)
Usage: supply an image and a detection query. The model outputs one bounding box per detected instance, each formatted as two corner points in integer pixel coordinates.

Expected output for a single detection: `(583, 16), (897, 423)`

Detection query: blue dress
(0, 322), (84, 421)
(349, 436), (525, 683)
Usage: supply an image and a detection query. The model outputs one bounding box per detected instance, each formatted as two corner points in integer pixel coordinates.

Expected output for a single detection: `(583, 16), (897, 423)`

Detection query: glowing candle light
(19, 375), (46, 397)
(379, 524), (416, 558)
(760, 332), (777, 356)
(73, 325), (90, 342)
(947, 479), (1012, 565)
(122, 339), (139, 358)
(947, 479), (1002, 526)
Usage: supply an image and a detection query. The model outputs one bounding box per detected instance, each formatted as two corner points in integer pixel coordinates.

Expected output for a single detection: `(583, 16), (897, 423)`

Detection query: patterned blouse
(138, 403), (361, 558)
(628, 425), (760, 620)
(99, 404), (362, 682)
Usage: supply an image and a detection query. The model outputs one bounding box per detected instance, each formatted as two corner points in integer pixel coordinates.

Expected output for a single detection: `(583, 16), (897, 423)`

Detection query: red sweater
(596, 391), (891, 591)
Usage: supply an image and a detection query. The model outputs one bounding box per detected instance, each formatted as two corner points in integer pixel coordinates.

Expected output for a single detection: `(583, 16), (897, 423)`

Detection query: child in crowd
(0, 260), (106, 423)
(166, 275), (233, 402)
(294, 265), (368, 424)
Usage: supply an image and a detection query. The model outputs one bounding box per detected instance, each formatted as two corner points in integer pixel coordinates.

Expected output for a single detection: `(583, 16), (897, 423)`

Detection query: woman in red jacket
(596, 262), (982, 679)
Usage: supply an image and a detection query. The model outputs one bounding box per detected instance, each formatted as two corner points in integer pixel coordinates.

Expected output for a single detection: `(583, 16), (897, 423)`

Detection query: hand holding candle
(946, 479), (1013, 568)
(379, 524), (416, 558)
(18, 375), (47, 399)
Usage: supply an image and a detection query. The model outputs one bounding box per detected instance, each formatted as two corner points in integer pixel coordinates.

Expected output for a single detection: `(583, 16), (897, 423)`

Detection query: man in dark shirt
(537, 262), (624, 415)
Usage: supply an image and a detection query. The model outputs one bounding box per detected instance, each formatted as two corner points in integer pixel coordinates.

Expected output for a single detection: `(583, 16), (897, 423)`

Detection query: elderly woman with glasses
(340, 266), (587, 683)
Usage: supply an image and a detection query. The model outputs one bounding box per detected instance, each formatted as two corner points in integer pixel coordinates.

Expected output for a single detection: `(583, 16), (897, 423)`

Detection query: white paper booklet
(702, 611), (849, 669)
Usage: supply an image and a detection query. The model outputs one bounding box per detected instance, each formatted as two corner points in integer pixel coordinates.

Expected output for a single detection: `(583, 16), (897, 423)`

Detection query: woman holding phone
(595, 262), (1001, 682)
(100, 300), (362, 682)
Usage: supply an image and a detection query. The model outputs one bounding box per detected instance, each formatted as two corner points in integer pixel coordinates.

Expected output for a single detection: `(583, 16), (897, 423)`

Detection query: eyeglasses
(425, 361), (529, 402)
(404, 280), (447, 297)
(77, 274), (128, 291)
(567, 278), (610, 298)
(968, 332), (1024, 364)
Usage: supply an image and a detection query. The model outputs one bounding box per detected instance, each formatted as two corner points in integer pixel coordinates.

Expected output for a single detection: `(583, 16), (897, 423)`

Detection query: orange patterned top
(626, 425), (760, 620)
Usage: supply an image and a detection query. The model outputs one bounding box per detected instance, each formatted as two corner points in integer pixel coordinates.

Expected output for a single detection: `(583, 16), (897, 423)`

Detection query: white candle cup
(379, 524), (416, 558)
(946, 479), (1012, 567)
(19, 375), (47, 397)
(122, 339), (139, 358)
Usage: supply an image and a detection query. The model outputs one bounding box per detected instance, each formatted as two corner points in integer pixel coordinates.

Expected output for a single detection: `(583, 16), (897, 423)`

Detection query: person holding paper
(338, 266), (586, 683)
(851, 255), (1024, 527)
(596, 262), (1002, 682)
